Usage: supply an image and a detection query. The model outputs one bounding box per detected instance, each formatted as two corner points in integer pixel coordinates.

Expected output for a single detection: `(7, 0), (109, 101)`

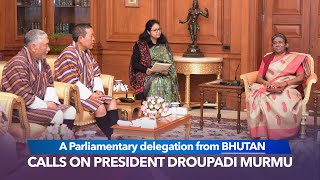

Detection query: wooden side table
(117, 100), (142, 120)
(199, 81), (244, 133)
(113, 89), (135, 99)
(175, 56), (223, 110)
(311, 90), (320, 141)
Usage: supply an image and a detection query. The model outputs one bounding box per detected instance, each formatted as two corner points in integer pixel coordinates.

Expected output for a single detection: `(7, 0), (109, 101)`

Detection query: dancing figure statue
(179, 0), (209, 57)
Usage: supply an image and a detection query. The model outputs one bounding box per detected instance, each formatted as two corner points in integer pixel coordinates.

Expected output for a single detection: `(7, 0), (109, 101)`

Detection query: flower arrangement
(39, 124), (74, 140)
(141, 96), (169, 116)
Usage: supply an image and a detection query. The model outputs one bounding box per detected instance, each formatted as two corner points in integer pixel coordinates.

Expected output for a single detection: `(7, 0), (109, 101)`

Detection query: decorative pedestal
(174, 56), (223, 110)
(117, 100), (142, 120)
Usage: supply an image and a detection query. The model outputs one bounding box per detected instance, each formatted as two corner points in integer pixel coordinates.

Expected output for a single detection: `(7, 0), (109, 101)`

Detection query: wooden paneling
(273, 0), (302, 14)
(160, 0), (223, 45)
(262, 0), (310, 54)
(105, 0), (159, 42)
(310, 0), (320, 89)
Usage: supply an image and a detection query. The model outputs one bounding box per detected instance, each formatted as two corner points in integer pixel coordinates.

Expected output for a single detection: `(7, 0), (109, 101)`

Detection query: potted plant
(48, 33), (71, 54)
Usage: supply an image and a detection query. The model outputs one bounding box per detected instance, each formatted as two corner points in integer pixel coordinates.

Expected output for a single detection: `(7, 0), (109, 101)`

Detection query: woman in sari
(247, 33), (311, 139)
(129, 19), (180, 103)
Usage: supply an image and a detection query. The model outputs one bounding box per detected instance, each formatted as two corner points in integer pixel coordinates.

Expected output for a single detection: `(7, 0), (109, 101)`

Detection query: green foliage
(48, 33), (68, 53)
(48, 33), (67, 40)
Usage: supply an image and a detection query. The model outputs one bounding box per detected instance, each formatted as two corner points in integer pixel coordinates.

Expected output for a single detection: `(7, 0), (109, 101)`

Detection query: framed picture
(125, 0), (139, 7)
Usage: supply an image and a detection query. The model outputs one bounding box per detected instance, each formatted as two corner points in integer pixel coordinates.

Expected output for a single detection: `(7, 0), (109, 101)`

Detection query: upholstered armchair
(0, 61), (73, 142)
(46, 55), (115, 127)
(0, 92), (46, 143)
(240, 52), (318, 139)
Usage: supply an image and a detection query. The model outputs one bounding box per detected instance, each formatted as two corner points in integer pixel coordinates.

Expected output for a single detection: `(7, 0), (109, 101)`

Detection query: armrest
(0, 92), (30, 142)
(53, 81), (73, 105)
(302, 73), (318, 106)
(0, 92), (15, 129)
(100, 74), (114, 96)
(240, 71), (259, 97)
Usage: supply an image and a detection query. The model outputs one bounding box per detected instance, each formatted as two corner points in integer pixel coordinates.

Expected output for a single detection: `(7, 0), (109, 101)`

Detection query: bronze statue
(179, 0), (209, 57)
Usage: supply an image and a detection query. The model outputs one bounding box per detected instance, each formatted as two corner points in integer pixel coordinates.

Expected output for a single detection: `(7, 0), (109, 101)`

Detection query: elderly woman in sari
(247, 33), (311, 140)
(129, 19), (180, 103)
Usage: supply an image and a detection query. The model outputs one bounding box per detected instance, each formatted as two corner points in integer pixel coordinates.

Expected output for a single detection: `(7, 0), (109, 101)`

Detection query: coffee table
(111, 114), (191, 139)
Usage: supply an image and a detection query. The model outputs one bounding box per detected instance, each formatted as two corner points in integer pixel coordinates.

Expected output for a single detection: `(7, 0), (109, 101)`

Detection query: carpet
(89, 116), (317, 141)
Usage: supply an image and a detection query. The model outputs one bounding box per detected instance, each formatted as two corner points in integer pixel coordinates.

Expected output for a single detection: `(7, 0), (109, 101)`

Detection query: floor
(188, 107), (320, 126)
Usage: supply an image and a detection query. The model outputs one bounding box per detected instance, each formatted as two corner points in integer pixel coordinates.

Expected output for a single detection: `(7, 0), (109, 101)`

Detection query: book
(151, 62), (171, 73)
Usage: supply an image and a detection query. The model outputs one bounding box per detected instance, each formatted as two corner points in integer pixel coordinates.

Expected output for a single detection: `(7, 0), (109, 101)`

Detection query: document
(151, 62), (171, 73)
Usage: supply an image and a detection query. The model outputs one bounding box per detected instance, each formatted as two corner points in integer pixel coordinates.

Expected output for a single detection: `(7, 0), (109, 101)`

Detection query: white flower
(155, 104), (161, 110)
(40, 124), (74, 140)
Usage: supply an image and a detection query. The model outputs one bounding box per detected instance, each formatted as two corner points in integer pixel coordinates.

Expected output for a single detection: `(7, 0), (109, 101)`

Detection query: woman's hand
(264, 81), (272, 88)
(273, 81), (288, 88)
(146, 68), (153, 75)
(160, 70), (168, 75)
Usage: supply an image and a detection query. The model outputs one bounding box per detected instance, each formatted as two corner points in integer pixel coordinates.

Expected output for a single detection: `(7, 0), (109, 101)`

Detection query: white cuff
(27, 96), (48, 109)
(93, 77), (105, 94)
(76, 81), (92, 100)
(44, 87), (61, 104)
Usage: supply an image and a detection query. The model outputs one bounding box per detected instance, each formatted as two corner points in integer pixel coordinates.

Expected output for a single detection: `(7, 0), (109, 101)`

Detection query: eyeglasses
(151, 28), (162, 33)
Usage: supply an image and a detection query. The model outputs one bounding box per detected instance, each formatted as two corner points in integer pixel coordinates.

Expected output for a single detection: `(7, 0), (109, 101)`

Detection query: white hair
(24, 29), (47, 47)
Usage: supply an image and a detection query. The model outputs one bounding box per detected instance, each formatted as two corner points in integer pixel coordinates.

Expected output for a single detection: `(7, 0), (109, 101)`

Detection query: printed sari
(246, 52), (311, 139)
(144, 44), (180, 103)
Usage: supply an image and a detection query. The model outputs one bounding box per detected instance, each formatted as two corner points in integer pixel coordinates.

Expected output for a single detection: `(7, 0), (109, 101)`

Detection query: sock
(106, 109), (119, 139)
(63, 119), (74, 130)
(95, 114), (112, 140)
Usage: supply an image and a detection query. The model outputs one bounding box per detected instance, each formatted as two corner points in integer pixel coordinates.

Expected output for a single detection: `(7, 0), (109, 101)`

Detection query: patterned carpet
(90, 116), (317, 141)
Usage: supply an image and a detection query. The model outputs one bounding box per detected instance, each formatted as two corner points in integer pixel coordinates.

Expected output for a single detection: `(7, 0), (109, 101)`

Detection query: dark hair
(272, 33), (288, 51)
(72, 23), (92, 42)
(138, 19), (168, 45)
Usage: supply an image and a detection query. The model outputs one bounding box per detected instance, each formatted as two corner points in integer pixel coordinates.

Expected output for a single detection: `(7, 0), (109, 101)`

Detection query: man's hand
(95, 90), (103, 95)
(46, 101), (57, 109)
(90, 92), (103, 100)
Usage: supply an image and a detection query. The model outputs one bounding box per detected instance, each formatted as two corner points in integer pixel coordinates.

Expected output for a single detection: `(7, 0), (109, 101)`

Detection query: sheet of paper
(151, 62), (171, 73)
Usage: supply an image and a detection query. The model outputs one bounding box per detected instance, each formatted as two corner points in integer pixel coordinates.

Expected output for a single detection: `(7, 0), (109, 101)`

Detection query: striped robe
(54, 42), (104, 112)
(1, 47), (69, 124)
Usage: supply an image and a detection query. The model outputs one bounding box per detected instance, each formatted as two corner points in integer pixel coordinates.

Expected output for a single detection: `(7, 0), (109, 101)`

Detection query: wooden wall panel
(310, 0), (320, 89)
(105, 0), (159, 42)
(273, 0), (302, 14)
(160, 0), (223, 45)
(262, 0), (310, 54)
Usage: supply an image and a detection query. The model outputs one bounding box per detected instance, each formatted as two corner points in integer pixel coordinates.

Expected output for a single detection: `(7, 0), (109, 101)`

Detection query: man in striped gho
(1, 29), (76, 130)
(54, 24), (118, 140)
